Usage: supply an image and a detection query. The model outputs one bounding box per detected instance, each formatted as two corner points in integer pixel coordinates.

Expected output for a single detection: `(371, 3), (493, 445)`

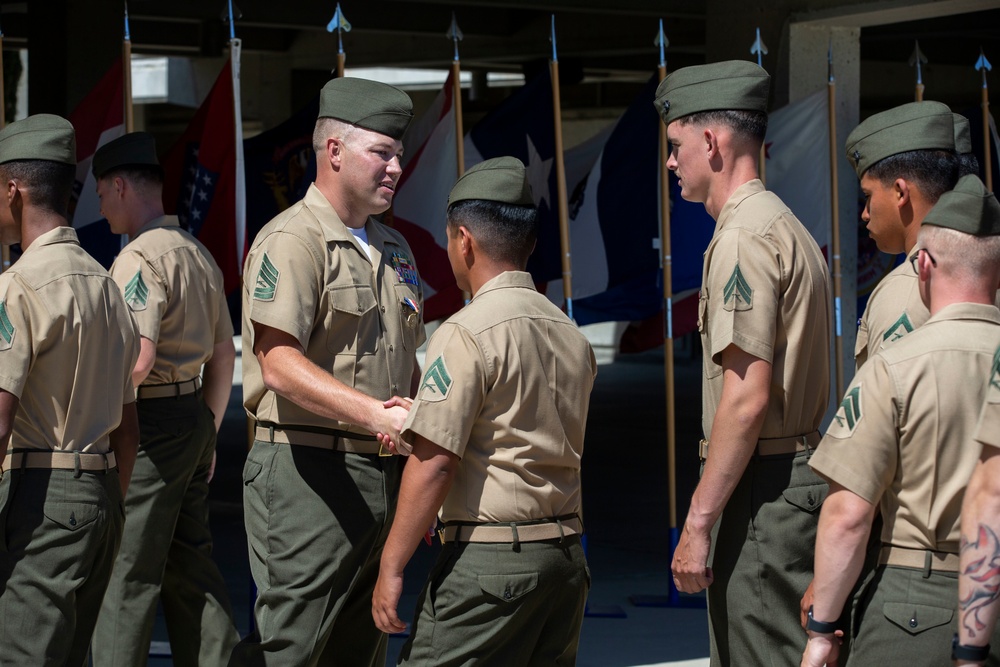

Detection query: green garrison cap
(319, 77), (413, 140)
(653, 60), (770, 125)
(92, 132), (159, 178)
(844, 101), (955, 178)
(922, 174), (1000, 236)
(0, 113), (76, 166)
(953, 113), (973, 154)
(448, 156), (533, 207)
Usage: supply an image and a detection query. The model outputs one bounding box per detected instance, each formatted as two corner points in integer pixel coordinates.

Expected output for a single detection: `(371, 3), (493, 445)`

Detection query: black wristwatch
(806, 605), (839, 634)
(952, 633), (990, 662)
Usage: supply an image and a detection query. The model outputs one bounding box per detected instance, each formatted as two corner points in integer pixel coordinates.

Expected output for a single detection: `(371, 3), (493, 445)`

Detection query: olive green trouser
(707, 449), (827, 667)
(398, 535), (590, 666)
(0, 466), (124, 666)
(93, 393), (238, 666)
(848, 564), (1000, 666)
(229, 438), (401, 667)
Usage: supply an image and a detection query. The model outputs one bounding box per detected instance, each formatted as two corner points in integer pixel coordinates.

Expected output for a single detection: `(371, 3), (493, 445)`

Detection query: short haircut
(865, 150), (959, 203)
(0, 159), (76, 216)
(676, 109), (768, 145)
(919, 224), (1000, 285)
(446, 199), (539, 267)
(958, 152), (981, 179)
(312, 117), (356, 155)
(101, 165), (164, 192)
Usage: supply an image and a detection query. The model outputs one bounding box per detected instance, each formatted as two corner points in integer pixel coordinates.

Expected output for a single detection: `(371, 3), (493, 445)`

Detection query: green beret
(92, 132), (159, 178)
(653, 60), (770, 125)
(953, 113), (972, 154)
(448, 156), (533, 207)
(0, 114), (76, 166)
(844, 101), (955, 178)
(319, 77), (413, 140)
(922, 174), (1000, 236)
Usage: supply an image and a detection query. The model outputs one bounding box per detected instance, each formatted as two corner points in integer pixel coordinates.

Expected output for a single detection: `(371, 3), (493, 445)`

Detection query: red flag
(68, 59), (125, 268)
(392, 71), (464, 322)
(161, 58), (244, 293)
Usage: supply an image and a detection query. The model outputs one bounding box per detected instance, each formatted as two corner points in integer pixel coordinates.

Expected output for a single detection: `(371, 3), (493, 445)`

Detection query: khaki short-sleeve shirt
(110, 215), (232, 384)
(811, 303), (1000, 553)
(855, 251), (928, 370)
(401, 272), (596, 523)
(0, 227), (139, 453)
(243, 184), (425, 431)
(698, 179), (831, 440)
(975, 342), (1000, 450)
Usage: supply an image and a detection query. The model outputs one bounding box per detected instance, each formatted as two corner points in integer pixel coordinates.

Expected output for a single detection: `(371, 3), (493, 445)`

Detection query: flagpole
(328, 3), (350, 78)
(751, 27), (768, 186)
(228, 0), (246, 274)
(828, 40), (844, 400)
(549, 15), (573, 320)
(977, 48), (993, 192)
(910, 41), (926, 102)
(449, 13), (464, 180)
(654, 16), (678, 562)
(0, 16), (8, 273)
(123, 2), (134, 132)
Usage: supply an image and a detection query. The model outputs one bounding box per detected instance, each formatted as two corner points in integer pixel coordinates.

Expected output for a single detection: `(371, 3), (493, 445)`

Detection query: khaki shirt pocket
(326, 283), (379, 355)
(698, 293), (723, 379)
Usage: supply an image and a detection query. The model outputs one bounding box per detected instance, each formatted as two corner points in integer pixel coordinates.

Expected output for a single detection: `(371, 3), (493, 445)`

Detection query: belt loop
(268, 425), (275, 443)
(73, 451), (82, 478)
(510, 523), (520, 551)
(104, 452), (110, 471)
(922, 551), (932, 579)
(19, 451), (27, 470)
(556, 517), (565, 543)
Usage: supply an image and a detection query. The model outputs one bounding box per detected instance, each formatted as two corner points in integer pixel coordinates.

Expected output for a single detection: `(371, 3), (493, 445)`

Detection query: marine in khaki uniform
(234, 77), (424, 666)
(89, 132), (239, 666)
(802, 175), (1000, 667)
(956, 344), (1000, 666)
(846, 102), (959, 369)
(0, 114), (140, 664)
(371, 157), (597, 665)
(655, 61), (832, 666)
(955, 113), (982, 178)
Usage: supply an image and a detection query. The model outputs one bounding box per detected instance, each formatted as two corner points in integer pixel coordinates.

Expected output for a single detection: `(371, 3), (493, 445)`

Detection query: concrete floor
(147, 344), (712, 666)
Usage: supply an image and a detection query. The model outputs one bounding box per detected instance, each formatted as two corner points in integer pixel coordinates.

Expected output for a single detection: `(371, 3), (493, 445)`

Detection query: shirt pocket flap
(478, 573), (538, 603)
(882, 602), (953, 635)
(44, 501), (99, 531)
(328, 283), (377, 316)
(782, 483), (827, 512)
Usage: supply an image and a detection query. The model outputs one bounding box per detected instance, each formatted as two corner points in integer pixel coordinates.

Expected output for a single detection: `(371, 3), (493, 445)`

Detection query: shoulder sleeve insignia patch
(722, 263), (753, 312)
(881, 312), (914, 343)
(0, 300), (15, 351)
(832, 385), (863, 435)
(124, 269), (149, 311)
(419, 356), (452, 400)
(253, 252), (279, 302)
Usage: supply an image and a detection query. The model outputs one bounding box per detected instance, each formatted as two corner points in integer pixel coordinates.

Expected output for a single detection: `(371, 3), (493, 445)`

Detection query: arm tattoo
(960, 525), (1000, 639)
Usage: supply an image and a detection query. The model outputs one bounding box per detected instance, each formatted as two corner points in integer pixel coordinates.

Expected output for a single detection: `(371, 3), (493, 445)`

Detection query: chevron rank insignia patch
(882, 312), (914, 343)
(419, 356), (452, 402)
(253, 253), (279, 302)
(830, 385), (863, 437)
(0, 300), (15, 351)
(722, 263), (753, 312)
(124, 269), (149, 311)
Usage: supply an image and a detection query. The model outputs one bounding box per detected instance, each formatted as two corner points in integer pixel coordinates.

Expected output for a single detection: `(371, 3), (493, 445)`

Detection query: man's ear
(894, 178), (910, 209)
(703, 127), (720, 159)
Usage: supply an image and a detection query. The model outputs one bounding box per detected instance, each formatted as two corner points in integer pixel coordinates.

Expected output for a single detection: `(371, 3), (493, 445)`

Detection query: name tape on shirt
(419, 356), (452, 401)
(254, 253), (279, 302)
(829, 384), (863, 437)
(0, 301), (15, 351)
(391, 252), (419, 287)
(124, 269), (149, 311)
(723, 263), (753, 312)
